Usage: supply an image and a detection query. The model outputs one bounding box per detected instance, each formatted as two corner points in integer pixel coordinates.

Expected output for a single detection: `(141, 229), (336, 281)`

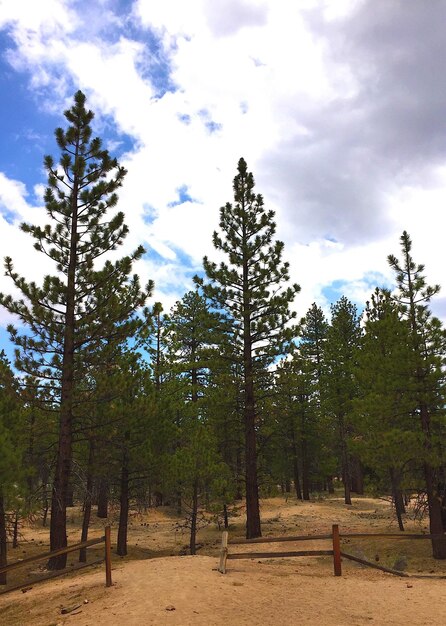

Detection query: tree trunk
(48, 427), (72, 569)
(245, 398), (261, 539)
(342, 463), (352, 505)
(12, 513), (18, 548)
(26, 411), (36, 502)
(244, 360), (261, 537)
(350, 457), (364, 494)
(419, 405), (446, 558)
(339, 416), (352, 505)
(41, 467), (50, 527)
(79, 442), (94, 562)
(0, 493), (7, 585)
(327, 476), (335, 494)
(48, 132), (80, 571)
(176, 490), (182, 516)
(235, 447), (243, 500)
(242, 224), (261, 540)
(117, 452), (129, 557)
(97, 478), (108, 519)
(424, 461), (446, 558)
(389, 467), (404, 532)
(189, 480), (199, 555)
(290, 428), (303, 500)
(301, 437), (310, 501)
(42, 496), (49, 528)
(65, 483), (75, 507)
(223, 504), (229, 529)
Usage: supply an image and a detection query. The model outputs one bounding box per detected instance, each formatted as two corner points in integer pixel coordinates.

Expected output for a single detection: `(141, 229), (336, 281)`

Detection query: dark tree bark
(79, 442), (94, 562)
(390, 467), (405, 532)
(42, 496), (49, 528)
(339, 416), (352, 505)
(117, 451), (129, 557)
(423, 456), (446, 558)
(418, 404), (446, 557)
(243, 260), (261, 539)
(97, 478), (108, 519)
(350, 457), (364, 495)
(189, 480), (199, 555)
(48, 403), (73, 569)
(440, 468), (446, 529)
(12, 513), (18, 549)
(65, 483), (75, 507)
(223, 504), (229, 529)
(26, 411), (36, 500)
(0, 493), (7, 585)
(290, 426), (303, 500)
(301, 435), (310, 501)
(235, 448), (244, 500)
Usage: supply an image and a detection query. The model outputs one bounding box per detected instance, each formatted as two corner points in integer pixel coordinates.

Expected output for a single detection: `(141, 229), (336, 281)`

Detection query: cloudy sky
(0, 0), (445, 358)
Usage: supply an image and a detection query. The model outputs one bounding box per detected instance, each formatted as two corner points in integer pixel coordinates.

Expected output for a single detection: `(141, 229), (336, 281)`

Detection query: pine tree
(388, 231), (446, 558)
(111, 355), (157, 557)
(0, 352), (25, 584)
(197, 157), (300, 538)
(164, 289), (229, 551)
(166, 289), (222, 404)
(140, 302), (168, 392)
(300, 303), (328, 383)
(299, 304), (331, 494)
(353, 288), (419, 530)
(0, 91), (152, 568)
(323, 297), (362, 505)
(206, 337), (245, 500)
(274, 355), (314, 500)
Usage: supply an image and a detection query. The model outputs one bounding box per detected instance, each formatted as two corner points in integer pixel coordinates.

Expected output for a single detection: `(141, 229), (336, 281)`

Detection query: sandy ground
(1, 495), (446, 625)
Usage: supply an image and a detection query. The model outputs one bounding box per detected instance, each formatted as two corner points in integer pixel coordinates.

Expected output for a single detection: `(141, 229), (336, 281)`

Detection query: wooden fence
(218, 525), (446, 577)
(0, 526), (112, 594)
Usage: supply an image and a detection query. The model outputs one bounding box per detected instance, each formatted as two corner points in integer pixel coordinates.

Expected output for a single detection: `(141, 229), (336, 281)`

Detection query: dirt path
(1, 495), (445, 625)
(1, 554), (446, 626)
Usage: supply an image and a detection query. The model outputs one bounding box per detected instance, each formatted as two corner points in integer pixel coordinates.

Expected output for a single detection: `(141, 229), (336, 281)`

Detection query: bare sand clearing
(1, 496), (446, 625)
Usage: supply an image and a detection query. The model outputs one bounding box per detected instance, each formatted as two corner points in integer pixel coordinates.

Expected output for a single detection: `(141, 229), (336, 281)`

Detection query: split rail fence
(218, 525), (446, 577)
(0, 526), (112, 594)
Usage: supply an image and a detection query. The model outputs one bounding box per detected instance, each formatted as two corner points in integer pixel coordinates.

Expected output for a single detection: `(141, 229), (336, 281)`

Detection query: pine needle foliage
(197, 157), (300, 538)
(0, 91), (152, 568)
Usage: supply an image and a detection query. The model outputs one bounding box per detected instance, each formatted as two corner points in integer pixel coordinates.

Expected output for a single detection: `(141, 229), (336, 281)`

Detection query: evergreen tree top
(198, 157), (299, 363)
(0, 90), (153, 386)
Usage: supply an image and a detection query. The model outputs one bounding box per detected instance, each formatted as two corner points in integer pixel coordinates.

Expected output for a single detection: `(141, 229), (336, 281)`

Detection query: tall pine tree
(353, 288), (418, 530)
(197, 158), (299, 538)
(0, 352), (25, 584)
(323, 297), (362, 505)
(0, 91), (152, 568)
(388, 231), (446, 558)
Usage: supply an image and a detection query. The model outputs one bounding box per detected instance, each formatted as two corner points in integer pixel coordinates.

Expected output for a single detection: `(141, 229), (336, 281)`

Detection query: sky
(0, 0), (445, 360)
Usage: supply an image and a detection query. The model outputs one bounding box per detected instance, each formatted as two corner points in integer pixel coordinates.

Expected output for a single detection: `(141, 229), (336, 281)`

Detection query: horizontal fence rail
(0, 526), (112, 594)
(218, 525), (446, 577)
(227, 550), (333, 560)
(229, 534), (333, 544)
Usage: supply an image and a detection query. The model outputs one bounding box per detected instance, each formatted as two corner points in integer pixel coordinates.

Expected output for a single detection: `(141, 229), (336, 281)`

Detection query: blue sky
(0, 0), (446, 362)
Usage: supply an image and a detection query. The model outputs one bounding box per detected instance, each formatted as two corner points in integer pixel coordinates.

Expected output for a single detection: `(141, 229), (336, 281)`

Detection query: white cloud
(0, 0), (77, 34)
(0, 0), (445, 327)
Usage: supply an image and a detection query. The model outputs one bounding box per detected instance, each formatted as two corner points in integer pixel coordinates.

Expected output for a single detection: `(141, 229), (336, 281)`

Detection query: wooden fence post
(105, 526), (112, 587)
(332, 524), (342, 576)
(218, 531), (228, 574)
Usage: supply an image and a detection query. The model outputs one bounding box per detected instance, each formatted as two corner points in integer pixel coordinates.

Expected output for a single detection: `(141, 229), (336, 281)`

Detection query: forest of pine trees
(0, 92), (445, 576)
